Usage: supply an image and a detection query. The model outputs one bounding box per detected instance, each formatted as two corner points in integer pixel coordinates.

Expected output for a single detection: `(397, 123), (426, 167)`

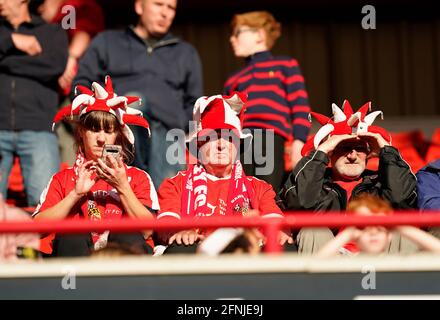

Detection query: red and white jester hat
(52, 75), (149, 144)
(186, 92), (253, 149)
(301, 100), (392, 156)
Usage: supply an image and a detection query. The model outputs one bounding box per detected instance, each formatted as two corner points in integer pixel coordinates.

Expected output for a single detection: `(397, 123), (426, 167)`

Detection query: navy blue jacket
(0, 16), (68, 131)
(73, 27), (203, 131)
(417, 159), (440, 210)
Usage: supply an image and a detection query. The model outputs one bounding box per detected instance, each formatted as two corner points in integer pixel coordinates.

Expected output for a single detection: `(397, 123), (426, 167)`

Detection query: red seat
(425, 143), (440, 164)
(425, 128), (440, 164)
(8, 157), (24, 193)
(391, 130), (425, 150)
(398, 148), (426, 172)
(390, 131), (427, 173)
(366, 156), (379, 171)
(430, 128), (440, 144)
(39, 233), (55, 255)
(284, 139), (293, 172)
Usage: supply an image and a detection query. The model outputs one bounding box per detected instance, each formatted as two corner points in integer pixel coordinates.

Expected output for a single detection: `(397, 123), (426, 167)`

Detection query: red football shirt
(33, 166), (159, 245)
(157, 171), (283, 220)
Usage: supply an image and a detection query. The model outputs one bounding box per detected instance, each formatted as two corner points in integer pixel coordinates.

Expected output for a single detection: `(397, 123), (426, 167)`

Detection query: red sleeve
(72, 0), (105, 37)
(130, 168), (160, 212)
(157, 173), (183, 220)
(32, 172), (65, 217)
(54, 0), (105, 38)
(253, 178), (284, 218)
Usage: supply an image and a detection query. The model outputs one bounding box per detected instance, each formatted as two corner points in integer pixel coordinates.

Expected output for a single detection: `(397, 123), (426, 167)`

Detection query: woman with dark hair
(33, 76), (159, 257)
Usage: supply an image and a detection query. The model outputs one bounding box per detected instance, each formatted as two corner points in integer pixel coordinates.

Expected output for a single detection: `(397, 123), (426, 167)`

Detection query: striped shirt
(224, 51), (311, 142)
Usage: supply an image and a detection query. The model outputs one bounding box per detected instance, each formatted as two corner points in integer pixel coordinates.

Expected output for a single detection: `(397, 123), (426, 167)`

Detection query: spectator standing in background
(38, 0), (104, 95)
(0, 0), (68, 206)
(38, 0), (105, 166)
(73, 0), (203, 189)
(224, 11), (311, 192)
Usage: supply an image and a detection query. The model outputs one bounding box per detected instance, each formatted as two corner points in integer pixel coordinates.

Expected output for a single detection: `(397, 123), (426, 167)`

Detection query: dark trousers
(164, 243), (199, 254)
(52, 232), (152, 257)
(242, 129), (286, 193)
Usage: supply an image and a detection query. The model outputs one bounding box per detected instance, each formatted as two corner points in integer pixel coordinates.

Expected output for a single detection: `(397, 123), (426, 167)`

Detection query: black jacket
(0, 16), (68, 131)
(73, 27), (203, 131)
(278, 146), (418, 212)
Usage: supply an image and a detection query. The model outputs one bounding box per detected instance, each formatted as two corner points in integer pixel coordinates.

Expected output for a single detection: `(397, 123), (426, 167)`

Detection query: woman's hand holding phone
(96, 154), (129, 192)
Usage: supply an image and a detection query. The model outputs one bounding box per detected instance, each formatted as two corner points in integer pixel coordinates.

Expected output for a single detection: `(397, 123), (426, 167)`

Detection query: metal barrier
(2, 211), (440, 253)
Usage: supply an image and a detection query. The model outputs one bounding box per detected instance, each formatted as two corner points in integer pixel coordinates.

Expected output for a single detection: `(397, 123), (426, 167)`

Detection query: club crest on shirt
(233, 201), (250, 215)
(87, 200), (101, 220)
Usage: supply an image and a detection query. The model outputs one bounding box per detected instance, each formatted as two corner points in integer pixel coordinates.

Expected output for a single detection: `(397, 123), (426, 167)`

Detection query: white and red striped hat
(52, 76), (149, 144)
(186, 92), (253, 150)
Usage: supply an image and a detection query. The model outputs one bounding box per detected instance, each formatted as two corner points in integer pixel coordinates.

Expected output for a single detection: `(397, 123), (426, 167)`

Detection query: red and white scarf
(73, 153), (111, 249)
(181, 161), (256, 218)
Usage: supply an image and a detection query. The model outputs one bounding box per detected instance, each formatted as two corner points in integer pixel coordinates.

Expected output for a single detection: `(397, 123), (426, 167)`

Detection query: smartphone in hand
(101, 144), (122, 163)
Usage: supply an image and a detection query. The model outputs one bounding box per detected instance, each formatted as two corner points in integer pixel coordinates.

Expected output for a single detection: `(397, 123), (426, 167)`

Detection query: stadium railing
(1, 211), (440, 253)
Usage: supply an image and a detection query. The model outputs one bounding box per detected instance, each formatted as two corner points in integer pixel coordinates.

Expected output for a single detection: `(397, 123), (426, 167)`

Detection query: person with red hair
(317, 194), (440, 257)
(224, 11), (312, 193)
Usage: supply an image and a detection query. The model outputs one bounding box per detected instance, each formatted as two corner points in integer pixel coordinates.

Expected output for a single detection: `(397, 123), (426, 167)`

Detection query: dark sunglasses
(334, 143), (369, 154)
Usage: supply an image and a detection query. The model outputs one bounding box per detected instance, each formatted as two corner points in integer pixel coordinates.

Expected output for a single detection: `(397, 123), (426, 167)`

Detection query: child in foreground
(317, 194), (440, 257)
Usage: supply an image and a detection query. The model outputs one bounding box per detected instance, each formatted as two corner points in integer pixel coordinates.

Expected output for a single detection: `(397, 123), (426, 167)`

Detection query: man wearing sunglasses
(277, 102), (418, 254)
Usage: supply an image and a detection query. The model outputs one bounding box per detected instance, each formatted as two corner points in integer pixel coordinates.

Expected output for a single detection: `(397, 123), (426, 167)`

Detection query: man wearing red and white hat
(156, 93), (294, 253)
(278, 100), (418, 254)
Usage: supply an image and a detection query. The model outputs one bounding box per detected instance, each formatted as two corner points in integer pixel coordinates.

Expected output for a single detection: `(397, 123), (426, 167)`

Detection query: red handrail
(2, 211), (440, 253)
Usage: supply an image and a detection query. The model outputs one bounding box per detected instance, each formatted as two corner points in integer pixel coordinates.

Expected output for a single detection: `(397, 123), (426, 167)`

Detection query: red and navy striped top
(223, 51), (311, 142)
